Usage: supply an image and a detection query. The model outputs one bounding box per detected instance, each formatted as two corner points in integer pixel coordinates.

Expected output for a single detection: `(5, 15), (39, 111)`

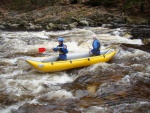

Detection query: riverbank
(0, 4), (149, 31)
(0, 4), (150, 44)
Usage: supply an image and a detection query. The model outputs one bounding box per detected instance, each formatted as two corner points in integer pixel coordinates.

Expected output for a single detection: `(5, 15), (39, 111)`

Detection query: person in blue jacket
(90, 35), (101, 56)
(52, 37), (68, 60)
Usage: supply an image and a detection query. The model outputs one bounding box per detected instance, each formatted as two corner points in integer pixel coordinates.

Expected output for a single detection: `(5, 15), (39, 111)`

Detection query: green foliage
(11, 0), (27, 9)
(30, 0), (59, 6)
(123, 0), (141, 7)
(87, 0), (149, 13)
(123, 0), (149, 13)
(1, 0), (149, 14)
(87, 0), (117, 7)
(12, 0), (25, 6)
(1, 0), (61, 10)
(103, 0), (117, 7)
(86, 0), (102, 6)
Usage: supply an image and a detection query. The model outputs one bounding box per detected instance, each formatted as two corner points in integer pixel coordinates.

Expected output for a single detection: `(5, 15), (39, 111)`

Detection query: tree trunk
(140, 1), (144, 13)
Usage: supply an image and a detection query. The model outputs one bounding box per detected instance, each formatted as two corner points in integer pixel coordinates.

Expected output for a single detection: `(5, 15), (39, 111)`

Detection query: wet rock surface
(13, 99), (83, 113)
(121, 42), (150, 53)
(14, 62), (150, 112)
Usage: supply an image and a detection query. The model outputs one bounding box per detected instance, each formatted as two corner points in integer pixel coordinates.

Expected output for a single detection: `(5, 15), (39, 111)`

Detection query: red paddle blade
(38, 48), (46, 53)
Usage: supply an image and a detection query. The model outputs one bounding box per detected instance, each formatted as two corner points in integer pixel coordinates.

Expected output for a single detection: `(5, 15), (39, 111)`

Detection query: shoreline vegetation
(0, 0), (149, 31)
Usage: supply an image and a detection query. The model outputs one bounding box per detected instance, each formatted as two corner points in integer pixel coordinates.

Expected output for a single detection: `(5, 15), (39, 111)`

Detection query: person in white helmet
(90, 35), (101, 55)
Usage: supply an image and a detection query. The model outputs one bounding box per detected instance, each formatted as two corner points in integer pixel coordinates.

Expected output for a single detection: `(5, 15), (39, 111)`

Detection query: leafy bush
(86, 0), (116, 7)
(123, 0), (149, 13)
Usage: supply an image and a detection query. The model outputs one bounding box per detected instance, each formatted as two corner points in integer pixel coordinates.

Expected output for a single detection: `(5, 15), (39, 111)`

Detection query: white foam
(145, 66), (150, 74)
(49, 73), (73, 84)
(0, 101), (28, 113)
(32, 31), (49, 39)
(89, 63), (107, 72)
(47, 89), (74, 99)
(85, 106), (107, 113)
(119, 75), (131, 85)
(0, 105), (19, 113)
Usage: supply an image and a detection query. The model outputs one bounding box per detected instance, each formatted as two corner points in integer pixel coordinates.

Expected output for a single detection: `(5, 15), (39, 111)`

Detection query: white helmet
(93, 35), (97, 39)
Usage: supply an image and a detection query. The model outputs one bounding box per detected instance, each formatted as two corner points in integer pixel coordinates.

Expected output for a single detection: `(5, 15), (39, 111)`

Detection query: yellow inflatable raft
(26, 48), (117, 72)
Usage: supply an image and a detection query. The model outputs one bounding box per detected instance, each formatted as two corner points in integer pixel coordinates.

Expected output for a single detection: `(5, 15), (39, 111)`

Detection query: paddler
(52, 37), (68, 60)
(90, 35), (101, 56)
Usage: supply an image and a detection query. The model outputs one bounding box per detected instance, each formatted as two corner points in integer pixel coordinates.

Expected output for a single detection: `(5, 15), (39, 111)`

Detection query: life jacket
(92, 39), (100, 50)
(57, 44), (68, 54)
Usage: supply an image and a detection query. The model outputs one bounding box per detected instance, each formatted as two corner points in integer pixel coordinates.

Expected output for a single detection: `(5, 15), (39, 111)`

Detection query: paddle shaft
(38, 47), (63, 53)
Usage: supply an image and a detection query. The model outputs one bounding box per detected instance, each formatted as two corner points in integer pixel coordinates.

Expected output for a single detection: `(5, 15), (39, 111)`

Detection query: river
(0, 27), (149, 113)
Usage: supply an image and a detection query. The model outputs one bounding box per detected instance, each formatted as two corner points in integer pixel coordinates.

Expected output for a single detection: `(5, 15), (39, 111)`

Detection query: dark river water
(0, 27), (149, 113)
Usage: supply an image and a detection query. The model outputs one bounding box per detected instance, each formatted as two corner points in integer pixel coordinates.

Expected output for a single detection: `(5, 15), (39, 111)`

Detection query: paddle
(38, 47), (46, 53)
(38, 47), (63, 53)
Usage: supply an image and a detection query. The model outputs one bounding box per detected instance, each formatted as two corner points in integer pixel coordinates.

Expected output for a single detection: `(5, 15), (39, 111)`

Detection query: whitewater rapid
(0, 27), (149, 113)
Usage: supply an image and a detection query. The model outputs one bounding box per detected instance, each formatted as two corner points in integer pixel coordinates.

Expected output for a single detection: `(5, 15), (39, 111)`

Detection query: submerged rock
(121, 42), (150, 53)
